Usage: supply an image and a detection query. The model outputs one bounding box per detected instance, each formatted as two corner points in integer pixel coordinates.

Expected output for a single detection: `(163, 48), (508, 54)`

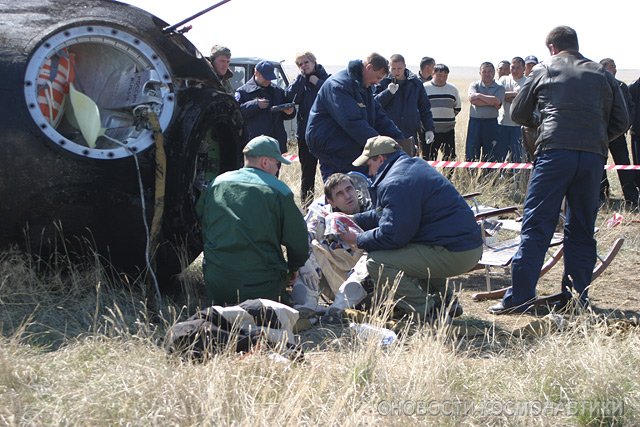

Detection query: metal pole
(162, 0), (232, 34)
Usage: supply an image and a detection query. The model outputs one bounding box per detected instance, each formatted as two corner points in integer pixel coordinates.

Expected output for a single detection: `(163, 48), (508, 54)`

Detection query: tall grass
(1, 278), (639, 426)
(1, 75), (640, 426)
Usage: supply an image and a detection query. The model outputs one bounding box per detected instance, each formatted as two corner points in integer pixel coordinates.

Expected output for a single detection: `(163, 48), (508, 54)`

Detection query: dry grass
(2, 76), (640, 426)
(1, 268), (639, 426)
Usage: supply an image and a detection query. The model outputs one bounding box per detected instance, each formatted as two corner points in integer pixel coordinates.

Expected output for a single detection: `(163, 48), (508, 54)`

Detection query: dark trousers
(632, 133), (640, 165)
(423, 129), (456, 161)
(465, 117), (500, 161)
(600, 134), (639, 205)
(630, 133), (640, 191)
(502, 150), (604, 306)
(297, 137), (318, 209)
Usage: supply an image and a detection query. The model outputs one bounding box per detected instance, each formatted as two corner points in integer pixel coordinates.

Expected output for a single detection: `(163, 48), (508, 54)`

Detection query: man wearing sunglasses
(286, 52), (330, 208)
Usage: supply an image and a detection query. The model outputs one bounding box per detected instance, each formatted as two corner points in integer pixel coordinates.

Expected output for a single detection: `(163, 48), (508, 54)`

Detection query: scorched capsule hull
(0, 0), (243, 289)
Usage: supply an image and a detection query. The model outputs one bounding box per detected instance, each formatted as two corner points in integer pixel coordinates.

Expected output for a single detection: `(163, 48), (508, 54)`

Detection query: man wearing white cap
(197, 135), (309, 305)
(340, 136), (483, 321)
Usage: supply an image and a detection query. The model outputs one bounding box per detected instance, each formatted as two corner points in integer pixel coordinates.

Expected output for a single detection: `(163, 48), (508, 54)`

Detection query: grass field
(1, 72), (640, 426)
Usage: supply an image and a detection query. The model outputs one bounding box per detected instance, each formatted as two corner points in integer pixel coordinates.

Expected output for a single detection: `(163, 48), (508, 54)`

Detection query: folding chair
(462, 193), (625, 303)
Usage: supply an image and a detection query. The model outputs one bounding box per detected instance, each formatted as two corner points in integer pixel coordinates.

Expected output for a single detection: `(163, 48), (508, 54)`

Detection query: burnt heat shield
(0, 0), (243, 289)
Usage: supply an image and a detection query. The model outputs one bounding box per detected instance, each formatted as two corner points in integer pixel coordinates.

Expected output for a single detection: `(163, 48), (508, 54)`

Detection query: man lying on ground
(291, 173), (372, 316)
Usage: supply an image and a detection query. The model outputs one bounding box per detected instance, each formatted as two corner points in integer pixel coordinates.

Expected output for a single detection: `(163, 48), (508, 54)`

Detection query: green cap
(242, 135), (291, 165)
(352, 136), (400, 166)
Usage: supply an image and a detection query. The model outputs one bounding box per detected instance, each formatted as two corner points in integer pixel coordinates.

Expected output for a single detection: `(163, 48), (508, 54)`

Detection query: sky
(123, 0), (640, 72)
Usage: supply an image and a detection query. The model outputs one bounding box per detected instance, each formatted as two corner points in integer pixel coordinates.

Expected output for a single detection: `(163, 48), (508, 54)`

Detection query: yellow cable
(147, 112), (166, 254)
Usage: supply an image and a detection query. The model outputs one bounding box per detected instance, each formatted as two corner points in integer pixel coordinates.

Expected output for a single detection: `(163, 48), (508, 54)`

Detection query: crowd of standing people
(196, 25), (636, 322)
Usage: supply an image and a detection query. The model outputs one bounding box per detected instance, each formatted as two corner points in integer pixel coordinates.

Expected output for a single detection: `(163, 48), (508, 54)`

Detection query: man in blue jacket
(340, 136), (483, 321)
(306, 53), (404, 180)
(374, 54), (435, 156)
(235, 61), (295, 153)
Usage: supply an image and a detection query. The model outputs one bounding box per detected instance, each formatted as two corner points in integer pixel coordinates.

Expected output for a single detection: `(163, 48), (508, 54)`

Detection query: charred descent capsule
(0, 0), (243, 290)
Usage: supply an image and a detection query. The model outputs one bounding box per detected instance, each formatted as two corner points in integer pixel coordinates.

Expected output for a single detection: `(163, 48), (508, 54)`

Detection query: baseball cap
(524, 55), (539, 65)
(352, 136), (401, 166)
(242, 135), (291, 164)
(256, 60), (277, 80)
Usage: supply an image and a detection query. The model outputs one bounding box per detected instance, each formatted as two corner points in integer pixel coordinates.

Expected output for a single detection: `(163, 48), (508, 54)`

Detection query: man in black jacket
(286, 52), (330, 208)
(489, 26), (629, 314)
(597, 58), (638, 208)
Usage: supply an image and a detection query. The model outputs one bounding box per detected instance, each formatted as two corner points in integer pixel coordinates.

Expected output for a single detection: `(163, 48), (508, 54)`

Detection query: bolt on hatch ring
(24, 25), (175, 159)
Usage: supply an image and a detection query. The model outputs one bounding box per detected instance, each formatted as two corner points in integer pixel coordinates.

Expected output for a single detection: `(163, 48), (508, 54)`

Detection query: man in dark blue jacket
(306, 53), (404, 180)
(374, 54), (435, 155)
(340, 136), (483, 321)
(285, 52), (330, 207)
(235, 61), (295, 153)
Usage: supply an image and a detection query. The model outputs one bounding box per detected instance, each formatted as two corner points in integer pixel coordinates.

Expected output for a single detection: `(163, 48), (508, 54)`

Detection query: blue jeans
(502, 149), (604, 306)
(465, 117), (500, 161)
(499, 125), (523, 162)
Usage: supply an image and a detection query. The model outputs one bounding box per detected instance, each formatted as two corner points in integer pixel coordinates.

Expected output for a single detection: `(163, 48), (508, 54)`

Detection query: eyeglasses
(297, 60), (310, 67)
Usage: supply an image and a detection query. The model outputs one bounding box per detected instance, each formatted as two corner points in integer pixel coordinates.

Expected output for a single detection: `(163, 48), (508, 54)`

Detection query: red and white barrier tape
(427, 160), (533, 169)
(281, 154), (640, 170)
(426, 160), (640, 170)
(283, 153), (298, 162)
(605, 213), (640, 227)
(602, 164), (640, 170)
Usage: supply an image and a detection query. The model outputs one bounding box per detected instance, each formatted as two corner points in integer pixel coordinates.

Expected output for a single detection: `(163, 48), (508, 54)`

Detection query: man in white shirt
(423, 64), (461, 164)
(498, 57), (528, 162)
(497, 60), (510, 79)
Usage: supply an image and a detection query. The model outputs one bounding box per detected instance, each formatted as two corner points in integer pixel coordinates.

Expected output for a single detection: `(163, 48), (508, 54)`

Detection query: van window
(272, 66), (288, 90)
(230, 66), (246, 91)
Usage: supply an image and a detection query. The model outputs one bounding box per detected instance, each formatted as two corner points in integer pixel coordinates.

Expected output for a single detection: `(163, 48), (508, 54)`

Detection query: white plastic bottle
(349, 322), (397, 346)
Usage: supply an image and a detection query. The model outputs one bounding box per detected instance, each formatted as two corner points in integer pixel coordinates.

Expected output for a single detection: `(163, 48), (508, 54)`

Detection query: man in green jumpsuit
(197, 135), (309, 305)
